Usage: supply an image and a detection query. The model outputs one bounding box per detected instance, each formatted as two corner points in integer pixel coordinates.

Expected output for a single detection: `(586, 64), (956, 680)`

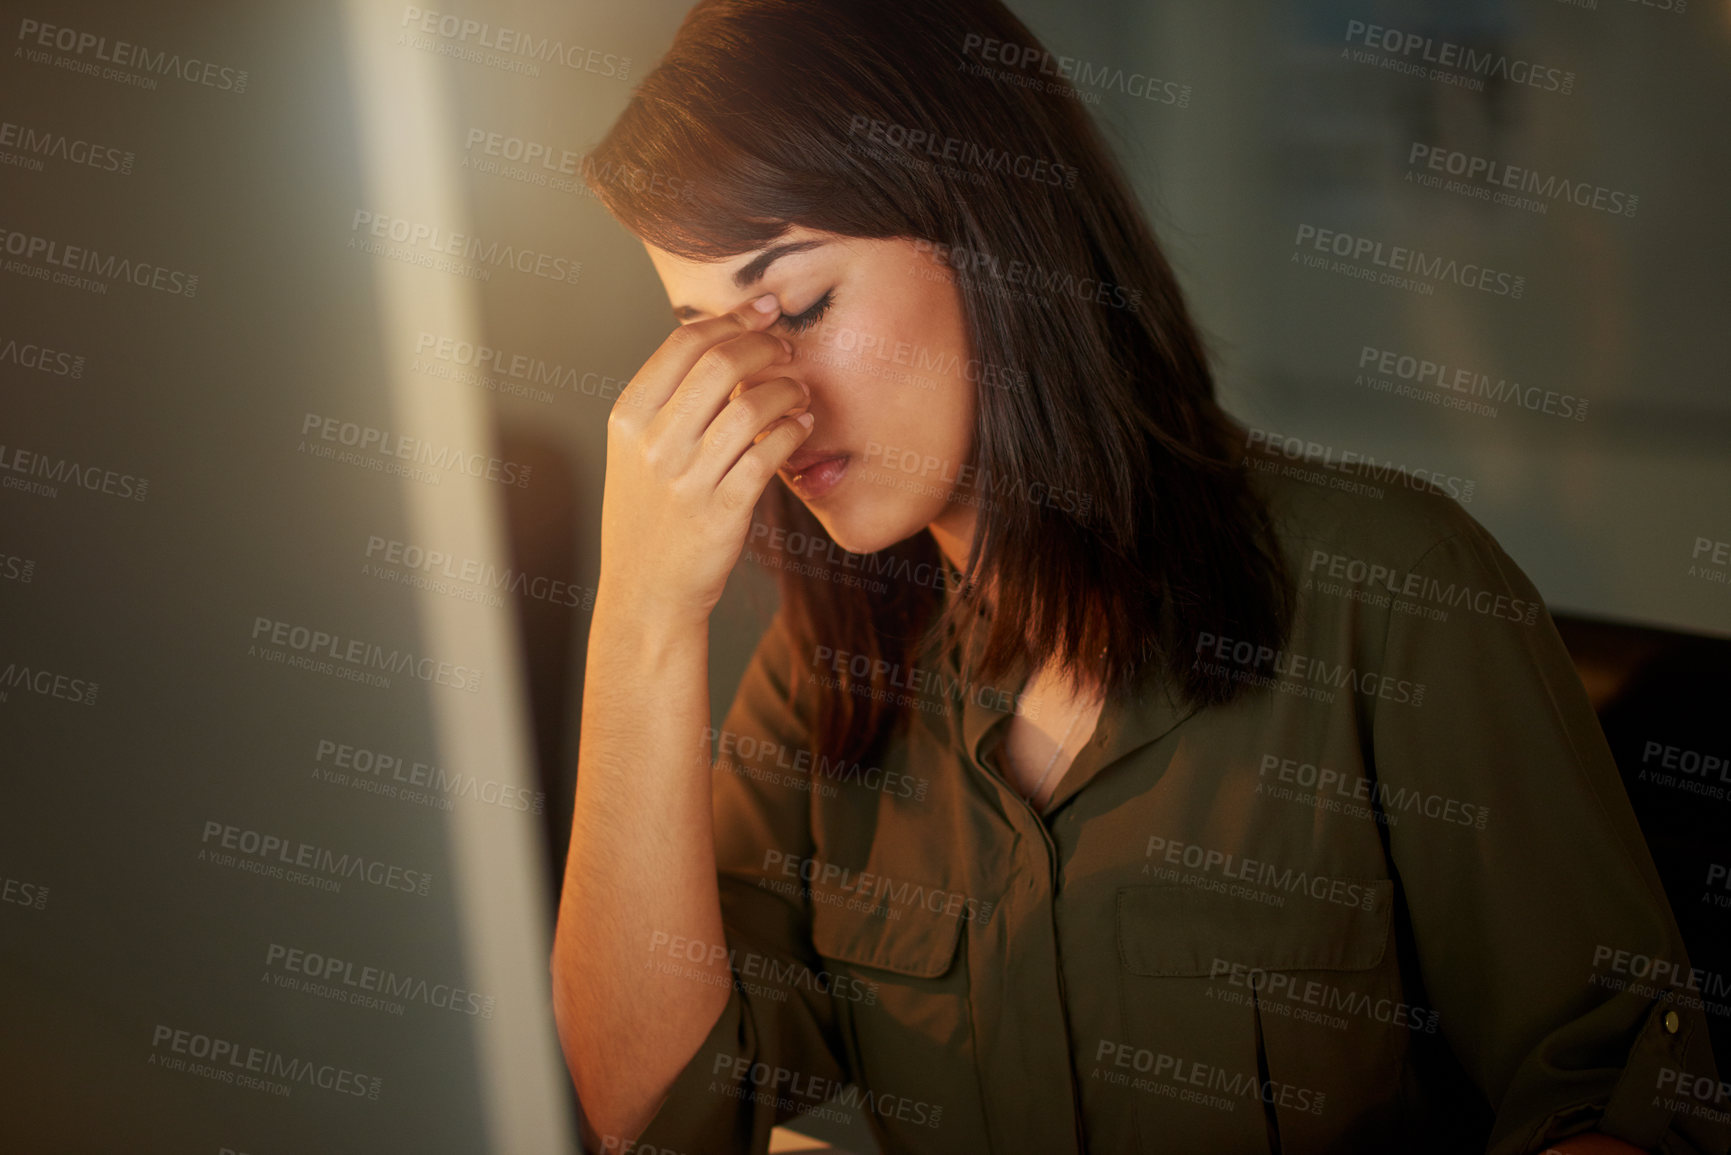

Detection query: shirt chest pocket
(1111, 881), (1406, 1153)
(810, 899), (966, 979)
(808, 899), (976, 1133)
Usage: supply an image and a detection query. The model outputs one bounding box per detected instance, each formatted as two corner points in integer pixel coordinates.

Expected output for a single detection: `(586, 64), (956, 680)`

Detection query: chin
(804, 500), (935, 558)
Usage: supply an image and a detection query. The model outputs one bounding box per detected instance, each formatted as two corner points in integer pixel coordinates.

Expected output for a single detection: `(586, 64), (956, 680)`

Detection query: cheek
(853, 293), (963, 368)
(796, 284), (976, 466)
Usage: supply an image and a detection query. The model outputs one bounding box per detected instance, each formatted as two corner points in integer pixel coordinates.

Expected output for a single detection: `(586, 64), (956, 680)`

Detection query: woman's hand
(598, 294), (813, 628)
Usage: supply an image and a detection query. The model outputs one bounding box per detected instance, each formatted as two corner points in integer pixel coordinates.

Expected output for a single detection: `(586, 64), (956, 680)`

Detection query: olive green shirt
(633, 464), (1728, 1154)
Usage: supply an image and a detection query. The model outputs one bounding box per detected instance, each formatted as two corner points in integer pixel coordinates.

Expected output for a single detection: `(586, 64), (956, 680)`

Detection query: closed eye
(776, 289), (835, 334)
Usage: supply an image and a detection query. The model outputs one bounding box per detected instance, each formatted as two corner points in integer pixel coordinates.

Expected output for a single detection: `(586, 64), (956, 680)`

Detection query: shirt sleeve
(1369, 515), (1730, 1155)
(630, 607), (855, 1154)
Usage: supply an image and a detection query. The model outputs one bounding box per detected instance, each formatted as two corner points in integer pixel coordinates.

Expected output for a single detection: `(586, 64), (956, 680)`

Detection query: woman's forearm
(550, 590), (732, 1145)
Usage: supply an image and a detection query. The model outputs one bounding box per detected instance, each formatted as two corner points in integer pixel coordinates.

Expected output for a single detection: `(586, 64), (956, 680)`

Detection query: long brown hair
(587, 0), (1292, 768)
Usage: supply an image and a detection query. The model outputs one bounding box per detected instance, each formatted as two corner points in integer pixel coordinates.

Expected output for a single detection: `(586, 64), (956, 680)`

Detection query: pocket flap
(1116, 880), (1392, 977)
(810, 899), (967, 978)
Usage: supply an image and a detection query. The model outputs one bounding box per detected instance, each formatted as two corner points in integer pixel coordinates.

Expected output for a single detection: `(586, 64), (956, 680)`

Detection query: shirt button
(1663, 1010), (1681, 1035)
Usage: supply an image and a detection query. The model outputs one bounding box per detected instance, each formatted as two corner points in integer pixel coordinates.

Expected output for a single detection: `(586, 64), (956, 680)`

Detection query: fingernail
(796, 412), (815, 428)
(750, 293), (779, 314)
(777, 336), (794, 356)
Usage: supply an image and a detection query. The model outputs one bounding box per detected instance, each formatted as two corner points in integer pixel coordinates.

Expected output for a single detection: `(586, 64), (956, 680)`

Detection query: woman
(549, 1), (1725, 1152)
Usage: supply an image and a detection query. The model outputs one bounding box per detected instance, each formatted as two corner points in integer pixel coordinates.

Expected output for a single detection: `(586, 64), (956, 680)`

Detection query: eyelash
(776, 289), (835, 334)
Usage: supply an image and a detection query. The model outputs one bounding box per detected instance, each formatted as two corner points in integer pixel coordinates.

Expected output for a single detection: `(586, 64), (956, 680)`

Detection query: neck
(927, 502), (976, 573)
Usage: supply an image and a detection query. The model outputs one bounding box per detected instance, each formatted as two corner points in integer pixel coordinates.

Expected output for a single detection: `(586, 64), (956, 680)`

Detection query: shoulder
(1243, 443), (1498, 577)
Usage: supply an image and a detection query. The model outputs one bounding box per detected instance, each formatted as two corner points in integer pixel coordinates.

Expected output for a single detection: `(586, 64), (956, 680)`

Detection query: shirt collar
(940, 556), (1199, 817)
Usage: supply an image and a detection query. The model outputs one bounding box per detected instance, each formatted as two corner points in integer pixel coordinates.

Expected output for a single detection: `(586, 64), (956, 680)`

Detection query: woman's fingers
(690, 377), (810, 489)
(651, 328), (792, 447)
(612, 295), (780, 423)
(720, 410), (817, 510)
(715, 409), (815, 514)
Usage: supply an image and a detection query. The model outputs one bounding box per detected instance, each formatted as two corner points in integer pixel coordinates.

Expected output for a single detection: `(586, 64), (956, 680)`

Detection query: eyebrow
(670, 240), (830, 322)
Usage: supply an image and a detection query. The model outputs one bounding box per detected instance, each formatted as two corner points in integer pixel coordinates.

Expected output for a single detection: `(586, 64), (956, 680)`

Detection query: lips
(779, 447), (850, 501)
(782, 445), (847, 474)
